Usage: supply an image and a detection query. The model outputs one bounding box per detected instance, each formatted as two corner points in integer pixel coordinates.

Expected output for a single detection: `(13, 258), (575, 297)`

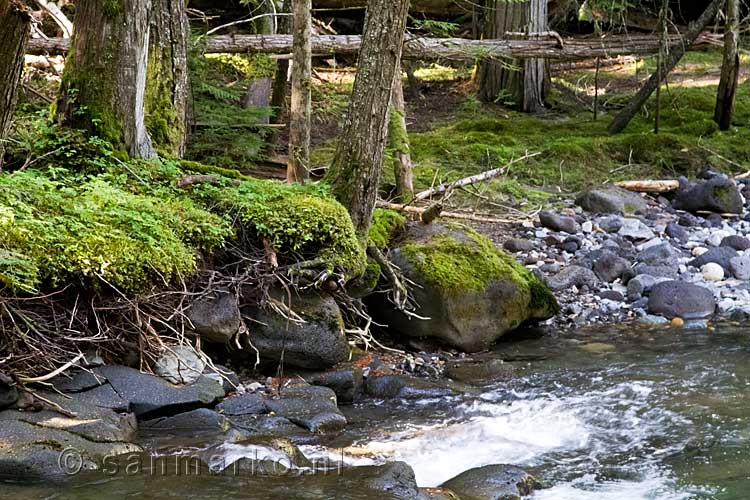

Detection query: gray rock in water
(547, 265), (599, 291)
(665, 222), (689, 242)
(672, 176), (744, 214)
(304, 368), (364, 403)
(242, 290), (350, 369)
(441, 464), (542, 500)
(599, 215), (624, 233)
(140, 408), (230, 436)
(503, 238), (534, 253)
(647, 281), (716, 320)
(618, 218), (655, 241)
(444, 358), (516, 383)
(217, 392), (268, 416)
(689, 246), (739, 273)
(576, 185), (648, 215)
(730, 255), (750, 280)
(539, 211), (580, 234)
(720, 235), (750, 251)
(187, 291), (241, 343)
(154, 345), (205, 385)
(264, 382), (346, 433)
(365, 374), (455, 399)
(592, 252), (631, 283)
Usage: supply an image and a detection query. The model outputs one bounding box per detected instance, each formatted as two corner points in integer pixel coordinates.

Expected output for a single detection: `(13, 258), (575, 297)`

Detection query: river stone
(576, 185), (648, 215)
(217, 392), (268, 416)
(730, 255), (750, 280)
(721, 235), (750, 251)
(187, 291), (241, 343)
(0, 391), (140, 479)
(665, 222), (689, 242)
(672, 176), (744, 214)
(546, 265), (599, 291)
(599, 215), (624, 233)
(440, 464), (542, 500)
(539, 211), (580, 234)
(618, 218), (655, 240)
(592, 251), (631, 283)
(688, 246), (739, 273)
(637, 243), (680, 266)
(647, 281), (716, 320)
(242, 290), (349, 369)
(304, 367), (364, 403)
(365, 374), (455, 399)
(369, 222), (558, 353)
(140, 408), (231, 435)
(627, 274), (658, 300)
(503, 238), (533, 253)
(154, 345), (206, 385)
(702, 262), (725, 281)
(632, 263), (678, 280)
(263, 382), (346, 433)
(95, 365), (225, 419)
(444, 358), (516, 382)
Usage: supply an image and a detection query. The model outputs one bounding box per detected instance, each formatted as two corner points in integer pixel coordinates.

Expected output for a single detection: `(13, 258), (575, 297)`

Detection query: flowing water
(3, 324), (749, 499)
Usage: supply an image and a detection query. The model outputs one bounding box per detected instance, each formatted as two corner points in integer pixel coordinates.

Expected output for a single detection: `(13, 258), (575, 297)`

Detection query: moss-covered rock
(369, 222), (558, 352)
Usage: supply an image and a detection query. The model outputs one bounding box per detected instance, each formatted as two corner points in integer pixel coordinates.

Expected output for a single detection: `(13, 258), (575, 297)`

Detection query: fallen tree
(27, 32), (717, 61)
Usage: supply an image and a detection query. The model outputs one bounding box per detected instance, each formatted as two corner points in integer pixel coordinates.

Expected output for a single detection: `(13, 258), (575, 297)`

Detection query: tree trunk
(145, 0), (190, 157)
(608, 0), (725, 134)
(714, 0), (739, 130)
(57, 0), (156, 159)
(389, 75), (414, 202)
(287, 0), (312, 183)
(478, 0), (548, 112)
(0, 0), (31, 169)
(326, 0), (410, 238)
(270, 0), (292, 124)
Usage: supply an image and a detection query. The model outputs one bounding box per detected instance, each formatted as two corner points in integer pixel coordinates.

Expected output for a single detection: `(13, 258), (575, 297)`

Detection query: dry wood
(27, 33), (716, 61)
(414, 152), (541, 201)
(613, 180), (680, 193)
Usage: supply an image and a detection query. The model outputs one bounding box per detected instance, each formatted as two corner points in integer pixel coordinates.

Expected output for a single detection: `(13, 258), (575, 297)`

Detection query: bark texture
(57, 0), (156, 158)
(146, 0), (190, 156)
(326, 0), (410, 237)
(714, 0), (739, 130)
(288, 0), (312, 183)
(608, 0), (725, 134)
(389, 76), (414, 201)
(478, 0), (549, 112)
(0, 0), (31, 167)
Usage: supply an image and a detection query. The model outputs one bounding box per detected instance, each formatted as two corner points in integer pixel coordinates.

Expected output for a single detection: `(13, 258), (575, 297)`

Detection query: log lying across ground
(27, 33), (717, 61)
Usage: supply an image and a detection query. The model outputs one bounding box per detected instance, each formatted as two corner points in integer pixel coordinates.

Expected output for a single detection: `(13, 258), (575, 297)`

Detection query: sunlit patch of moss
(368, 209), (406, 249)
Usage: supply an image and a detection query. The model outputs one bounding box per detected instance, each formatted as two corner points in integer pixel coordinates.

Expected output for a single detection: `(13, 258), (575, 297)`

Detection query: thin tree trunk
(271, 0), (292, 124)
(389, 75), (414, 202)
(326, 0), (410, 238)
(714, 0), (739, 130)
(0, 0), (31, 169)
(608, 0), (725, 134)
(57, 0), (156, 159)
(287, 0), (312, 183)
(146, 0), (190, 157)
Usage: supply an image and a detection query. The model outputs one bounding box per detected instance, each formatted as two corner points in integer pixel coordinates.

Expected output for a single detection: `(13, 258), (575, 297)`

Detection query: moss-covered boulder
(370, 222), (558, 352)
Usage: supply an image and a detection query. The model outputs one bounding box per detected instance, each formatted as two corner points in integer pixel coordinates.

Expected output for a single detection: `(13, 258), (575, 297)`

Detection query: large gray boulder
(672, 176), (743, 214)
(369, 223), (558, 352)
(576, 185), (648, 215)
(242, 290), (350, 369)
(440, 464), (542, 500)
(647, 281), (716, 320)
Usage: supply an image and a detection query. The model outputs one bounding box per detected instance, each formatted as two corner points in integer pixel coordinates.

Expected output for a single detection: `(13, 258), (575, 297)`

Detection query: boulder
(538, 211), (580, 234)
(154, 345), (205, 385)
(647, 281), (716, 320)
(689, 246), (739, 274)
(672, 176), (743, 214)
(242, 291), (350, 369)
(263, 382), (347, 433)
(187, 291), (241, 343)
(440, 464), (542, 500)
(546, 265), (598, 291)
(576, 185), (648, 215)
(369, 223), (558, 352)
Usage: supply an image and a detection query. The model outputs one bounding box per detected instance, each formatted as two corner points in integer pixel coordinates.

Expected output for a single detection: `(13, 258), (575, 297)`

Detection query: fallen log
(614, 180), (680, 193)
(27, 33), (716, 62)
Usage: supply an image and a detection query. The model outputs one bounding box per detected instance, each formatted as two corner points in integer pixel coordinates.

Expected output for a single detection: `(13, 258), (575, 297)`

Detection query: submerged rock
(576, 184), (648, 215)
(672, 176), (743, 214)
(370, 222), (558, 352)
(647, 281), (716, 320)
(440, 464), (542, 500)
(242, 290), (350, 369)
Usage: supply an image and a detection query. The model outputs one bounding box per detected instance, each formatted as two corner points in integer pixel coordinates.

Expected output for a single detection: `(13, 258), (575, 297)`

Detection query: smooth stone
(637, 243), (679, 266)
(627, 274), (657, 300)
(441, 464), (542, 500)
(217, 392), (268, 416)
(154, 345), (205, 385)
(503, 238), (534, 253)
(721, 235), (750, 251)
(598, 290), (625, 301)
(304, 368), (364, 403)
(665, 222), (689, 242)
(140, 408), (231, 435)
(576, 185), (648, 215)
(701, 263), (725, 281)
(632, 263), (678, 280)
(708, 230), (732, 247)
(365, 374), (454, 399)
(539, 211), (580, 234)
(692, 247), (709, 257)
(581, 220), (594, 233)
(618, 218), (655, 241)
(672, 176), (744, 214)
(647, 281), (716, 320)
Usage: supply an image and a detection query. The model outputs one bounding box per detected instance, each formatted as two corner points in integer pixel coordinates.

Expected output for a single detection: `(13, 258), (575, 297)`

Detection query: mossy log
(0, 0), (31, 167)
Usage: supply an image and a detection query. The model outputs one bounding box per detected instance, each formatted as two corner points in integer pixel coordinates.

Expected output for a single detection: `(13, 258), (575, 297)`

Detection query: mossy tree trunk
(0, 0), (31, 169)
(57, 0), (156, 159)
(326, 0), (410, 238)
(714, 0), (739, 130)
(477, 0), (549, 112)
(287, 0), (312, 182)
(145, 0), (190, 157)
(271, 0), (292, 124)
(389, 75), (414, 202)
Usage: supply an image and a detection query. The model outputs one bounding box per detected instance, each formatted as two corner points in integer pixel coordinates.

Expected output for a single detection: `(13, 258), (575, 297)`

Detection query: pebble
(702, 263), (725, 281)
(692, 247), (709, 257)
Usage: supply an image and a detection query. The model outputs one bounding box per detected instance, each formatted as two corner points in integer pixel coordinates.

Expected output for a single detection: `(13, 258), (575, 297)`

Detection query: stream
(3, 324), (749, 499)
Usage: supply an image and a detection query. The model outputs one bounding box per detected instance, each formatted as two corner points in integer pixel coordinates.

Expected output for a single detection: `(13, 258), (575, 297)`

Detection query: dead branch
(377, 201), (516, 224)
(614, 180), (680, 193)
(367, 245), (408, 311)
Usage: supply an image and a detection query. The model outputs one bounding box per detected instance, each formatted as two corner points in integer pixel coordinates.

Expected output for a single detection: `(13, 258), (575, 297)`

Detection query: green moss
(145, 49), (184, 155)
(368, 209), (406, 249)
